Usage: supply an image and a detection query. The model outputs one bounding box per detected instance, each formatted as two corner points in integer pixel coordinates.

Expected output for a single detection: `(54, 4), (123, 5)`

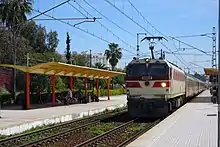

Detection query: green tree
(72, 51), (87, 66)
(0, 0), (33, 100)
(29, 52), (62, 66)
(65, 32), (71, 64)
(20, 21), (59, 53)
(94, 62), (107, 69)
(35, 25), (47, 53)
(46, 30), (59, 52)
(0, 27), (31, 65)
(0, 0), (33, 30)
(105, 43), (122, 71)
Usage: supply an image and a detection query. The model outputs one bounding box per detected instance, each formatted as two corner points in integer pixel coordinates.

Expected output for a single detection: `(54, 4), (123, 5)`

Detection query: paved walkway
(127, 90), (217, 147)
(0, 95), (126, 135)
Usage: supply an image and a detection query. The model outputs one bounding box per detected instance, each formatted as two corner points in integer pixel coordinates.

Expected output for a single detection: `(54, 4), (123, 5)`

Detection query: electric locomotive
(126, 57), (206, 118)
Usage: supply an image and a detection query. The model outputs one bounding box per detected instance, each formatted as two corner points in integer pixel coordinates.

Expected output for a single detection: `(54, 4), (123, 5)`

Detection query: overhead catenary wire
(104, 0), (152, 35)
(104, 0), (181, 64)
(6, 0), (71, 29)
(169, 37), (209, 55)
(125, 0), (209, 56)
(104, 0), (182, 62)
(161, 41), (190, 70)
(172, 33), (213, 38)
(33, 9), (109, 43)
(29, 0), (71, 21)
(82, 0), (136, 37)
(165, 52), (211, 56)
(107, 0), (208, 72)
(69, 1), (136, 55)
(67, 1), (89, 18)
(170, 40), (194, 72)
(189, 61), (205, 69)
(33, 9), (136, 55)
(127, 0), (166, 38)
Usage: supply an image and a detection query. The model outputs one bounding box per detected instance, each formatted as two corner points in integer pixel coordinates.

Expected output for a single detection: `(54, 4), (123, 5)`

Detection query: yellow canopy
(0, 62), (125, 79)
(204, 68), (218, 76)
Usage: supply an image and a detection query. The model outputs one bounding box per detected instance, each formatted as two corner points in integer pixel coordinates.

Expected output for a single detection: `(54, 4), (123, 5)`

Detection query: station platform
(127, 90), (217, 147)
(0, 95), (126, 135)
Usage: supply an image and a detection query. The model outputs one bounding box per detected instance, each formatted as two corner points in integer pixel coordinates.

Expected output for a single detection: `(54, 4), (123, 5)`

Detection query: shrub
(1, 88), (125, 105)
(0, 87), (12, 105)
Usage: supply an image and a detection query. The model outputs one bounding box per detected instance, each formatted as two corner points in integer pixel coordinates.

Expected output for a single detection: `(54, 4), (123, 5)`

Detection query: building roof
(0, 62), (125, 79)
(204, 68), (217, 76)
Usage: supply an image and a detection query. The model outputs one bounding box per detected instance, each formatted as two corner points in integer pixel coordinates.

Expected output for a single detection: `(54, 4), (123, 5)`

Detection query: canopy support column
(107, 78), (110, 100)
(85, 78), (87, 97)
(96, 79), (99, 97)
(70, 77), (73, 89)
(51, 75), (56, 106)
(25, 72), (30, 110)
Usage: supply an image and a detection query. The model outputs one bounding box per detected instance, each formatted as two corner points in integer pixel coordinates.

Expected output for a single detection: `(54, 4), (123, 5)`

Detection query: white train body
(126, 58), (206, 118)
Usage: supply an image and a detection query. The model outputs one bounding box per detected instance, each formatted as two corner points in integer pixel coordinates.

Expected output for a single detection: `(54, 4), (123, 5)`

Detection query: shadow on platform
(188, 96), (212, 103)
(1, 100), (105, 110)
(1, 103), (64, 110)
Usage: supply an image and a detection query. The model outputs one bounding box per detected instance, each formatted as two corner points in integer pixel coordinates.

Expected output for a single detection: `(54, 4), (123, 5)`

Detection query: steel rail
(19, 120), (101, 147)
(75, 118), (139, 147)
(75, 118), (161, 147)
(0, 109), (127, 147)
(117, 119), (161, 147)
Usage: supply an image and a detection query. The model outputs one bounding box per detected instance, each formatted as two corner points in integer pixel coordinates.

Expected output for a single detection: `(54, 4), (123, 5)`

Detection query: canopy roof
(0, 62), (125, 79)
(204, 68), (217, 76)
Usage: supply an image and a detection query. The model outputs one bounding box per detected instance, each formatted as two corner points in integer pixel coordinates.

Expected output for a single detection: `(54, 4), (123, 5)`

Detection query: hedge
(0, 88), (126, 105)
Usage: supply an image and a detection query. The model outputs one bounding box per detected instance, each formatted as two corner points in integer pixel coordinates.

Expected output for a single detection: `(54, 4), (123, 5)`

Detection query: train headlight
(145, 58), (151, 63)
(161, 82), (167, 87)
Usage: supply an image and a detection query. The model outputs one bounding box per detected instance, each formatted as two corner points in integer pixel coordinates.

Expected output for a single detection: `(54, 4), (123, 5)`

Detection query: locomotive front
(126, 58), (171, 118)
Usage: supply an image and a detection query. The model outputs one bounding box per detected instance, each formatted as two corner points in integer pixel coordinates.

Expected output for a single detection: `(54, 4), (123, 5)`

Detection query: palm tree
(94, 62), (107, 70)
(0, 0), (33, 30)
(0, 0), (33, 102)
(105, 43), (122, 71)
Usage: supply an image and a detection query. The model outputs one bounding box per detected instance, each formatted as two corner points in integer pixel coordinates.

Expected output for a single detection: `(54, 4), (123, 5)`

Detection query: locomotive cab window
(148, 64), (168, 76)
(126, 63), (148, 77)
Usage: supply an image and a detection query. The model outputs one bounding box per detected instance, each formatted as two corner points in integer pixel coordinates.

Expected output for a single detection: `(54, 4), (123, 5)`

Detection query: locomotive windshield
(148, 64), (168, 76)
(126, 63), (168, 77)
(126, 63), (148, 77)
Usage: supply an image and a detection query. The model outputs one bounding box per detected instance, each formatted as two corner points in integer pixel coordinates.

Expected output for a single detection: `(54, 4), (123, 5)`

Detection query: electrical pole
(218, 0), (220, 145)
(212, 27), (217, 69)
(89, 49), (92, 90)
(137, 33), (147, 59)
(11, 28), (17, 102)
(90, 49), (92, 67)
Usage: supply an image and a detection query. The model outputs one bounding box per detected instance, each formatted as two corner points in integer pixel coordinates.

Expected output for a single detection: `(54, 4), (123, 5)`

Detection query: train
(125, 57), (207, 118)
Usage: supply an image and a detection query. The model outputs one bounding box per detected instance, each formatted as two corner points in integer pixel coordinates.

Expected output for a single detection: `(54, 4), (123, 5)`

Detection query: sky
(28, 0), (218, 74)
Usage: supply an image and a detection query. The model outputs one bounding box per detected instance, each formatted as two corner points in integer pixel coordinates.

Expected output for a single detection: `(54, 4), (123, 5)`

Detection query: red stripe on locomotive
(126, 82), (141, 88)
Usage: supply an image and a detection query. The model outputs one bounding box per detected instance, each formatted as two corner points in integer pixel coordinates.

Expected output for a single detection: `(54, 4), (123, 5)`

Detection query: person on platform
(65, 85), (77, 104)
(36, 86), (42, 104)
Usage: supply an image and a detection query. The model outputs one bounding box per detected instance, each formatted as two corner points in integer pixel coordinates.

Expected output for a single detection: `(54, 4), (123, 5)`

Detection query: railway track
(0, 108), (127, 147)
(75, 118), (161, 147)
